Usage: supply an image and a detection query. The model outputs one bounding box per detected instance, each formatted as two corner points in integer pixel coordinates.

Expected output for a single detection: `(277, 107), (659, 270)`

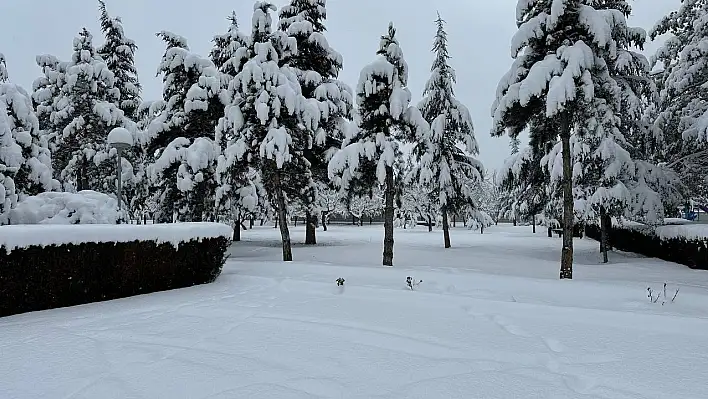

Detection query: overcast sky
(0, 0), (680, 171)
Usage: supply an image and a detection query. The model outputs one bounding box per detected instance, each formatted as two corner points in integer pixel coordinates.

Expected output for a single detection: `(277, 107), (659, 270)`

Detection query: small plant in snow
(406, 277), (422, 290)
(647, 283), (680, 305)
(335, 277), (345, 286)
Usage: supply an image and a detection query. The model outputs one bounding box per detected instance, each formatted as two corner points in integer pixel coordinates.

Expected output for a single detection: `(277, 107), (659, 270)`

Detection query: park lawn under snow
(2, 225), (708, 399)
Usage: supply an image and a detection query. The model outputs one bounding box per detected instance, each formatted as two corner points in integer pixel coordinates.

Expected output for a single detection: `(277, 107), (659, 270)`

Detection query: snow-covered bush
(5, 190), (124, 225)
(0, 70), (57, 221)
(585, 223), (708, 270)
(0, 222), (231, 317)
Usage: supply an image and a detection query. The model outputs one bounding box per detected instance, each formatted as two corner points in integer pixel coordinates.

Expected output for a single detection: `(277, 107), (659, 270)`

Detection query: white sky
(0, 0), (680, 171)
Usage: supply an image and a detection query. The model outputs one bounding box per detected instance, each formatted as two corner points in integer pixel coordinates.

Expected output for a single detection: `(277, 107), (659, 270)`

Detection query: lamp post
(107, 127), (134, 220)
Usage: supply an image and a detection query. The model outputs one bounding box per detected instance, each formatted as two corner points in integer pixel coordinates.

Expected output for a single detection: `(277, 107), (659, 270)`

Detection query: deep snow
(2, 224), (708, 398)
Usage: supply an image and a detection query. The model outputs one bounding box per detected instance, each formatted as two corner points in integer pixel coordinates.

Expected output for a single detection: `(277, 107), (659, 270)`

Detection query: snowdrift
(0, 222), (232, 317)
(4, 190), (124, 225)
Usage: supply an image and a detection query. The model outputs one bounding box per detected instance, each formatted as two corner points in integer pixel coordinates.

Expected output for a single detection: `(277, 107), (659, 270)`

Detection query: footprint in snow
(543, 338), (566, 353)
(491, 315), (532, 338)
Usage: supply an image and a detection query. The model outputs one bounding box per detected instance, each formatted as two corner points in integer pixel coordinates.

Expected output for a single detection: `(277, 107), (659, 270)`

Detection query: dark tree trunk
(548, 226), (552, 238)
(383, 166), (395, 266)
(442, 209), (451, 249)
(513, 217), (517, 227)
(481, 225), (484, 234)
(369, 216), (373, 225)
(305, 211), (317, 245)
(294, 217), (298, 227)
(453, 214), (456, 227)
(427, 215), (433, 232)
(600, 207), (609, 263)
(359, 217), (363, 227)
(322, 211), (328, 232)
(352, 215), (356, 225)
(249, 218), (254, 229)
(233, 218), (241, 242)
(560, 119), (574, 280)
(532, 215), (536, 234)
(274, 172), (293, 261)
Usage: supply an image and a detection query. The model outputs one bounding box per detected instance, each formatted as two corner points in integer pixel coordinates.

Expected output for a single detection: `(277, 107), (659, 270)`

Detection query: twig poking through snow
(647, 283), (680, 305)
(406, 277), (422, 290)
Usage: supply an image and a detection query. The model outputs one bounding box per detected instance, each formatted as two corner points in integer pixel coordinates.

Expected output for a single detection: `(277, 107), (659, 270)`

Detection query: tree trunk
(369, 216), (373, 225)
(600, 206), (609, 263)
(532, 215), (536, 234)
(305, 211), (317, 245)
(560, 119), (574, 280)
(442, 210), (451, 249)
(427, 215), (433, 232)
(322, 211), (328, 232)
(352, 215), (356, 225)
(382, 166), (395, 266)
(513, 217), (517, 227)
(233, 218), (241, 242)
(453, 214), (456, 227)
(274, 172), (293, 261)
(548, 226), (552, 238)
(249, 218), (254, 229)
(604, 213), (612, 250)
(481, 225), (484, 234)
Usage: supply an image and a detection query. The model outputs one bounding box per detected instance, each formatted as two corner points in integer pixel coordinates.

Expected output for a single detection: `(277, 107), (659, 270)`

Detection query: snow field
(1, 224), (708, 398)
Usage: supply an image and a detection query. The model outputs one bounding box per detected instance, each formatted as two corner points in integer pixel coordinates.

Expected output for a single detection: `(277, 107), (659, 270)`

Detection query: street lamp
(107, 127), (134, 219)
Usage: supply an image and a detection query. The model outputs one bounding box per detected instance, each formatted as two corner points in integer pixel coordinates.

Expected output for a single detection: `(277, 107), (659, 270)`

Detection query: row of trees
(491, 0), (705, 278)
(0, 1), (486, 267)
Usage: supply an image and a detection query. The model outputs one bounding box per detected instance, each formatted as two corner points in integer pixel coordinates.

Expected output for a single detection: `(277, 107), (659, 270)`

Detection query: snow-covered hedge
(585, 223), (708, 270)
(0, 222), (232, 317)
(4, 190), (124, 225)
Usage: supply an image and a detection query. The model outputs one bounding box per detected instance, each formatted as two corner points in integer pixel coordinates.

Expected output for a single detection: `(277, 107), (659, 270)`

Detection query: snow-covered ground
(2, 224), (708, 399)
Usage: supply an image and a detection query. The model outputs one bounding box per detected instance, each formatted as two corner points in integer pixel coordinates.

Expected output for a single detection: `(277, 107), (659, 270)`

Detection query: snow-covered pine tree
(491, 0), (644, 278)
(32, 55), (66, 141)
(413, 14), (483, 248)
(97, 0), (141, 121)
(221, 2), (320, 261)
(329, 23), (428, 266)
(145, 32), (222, 223)
(652, 0), (708, 142)
(211, 12), (251, 79)
(0, 54), (56, 222)
(49, 28), (126, 193)
(278, 0), (354, 245)
(210, 12), (261, 240)
(651, 0), (708, 198)
(0, 54), (6, 83)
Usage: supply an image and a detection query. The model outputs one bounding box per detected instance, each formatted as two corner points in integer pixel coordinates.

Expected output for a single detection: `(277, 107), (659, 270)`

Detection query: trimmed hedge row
(0, 237), (229, 318)
(585, 224), (708, 270)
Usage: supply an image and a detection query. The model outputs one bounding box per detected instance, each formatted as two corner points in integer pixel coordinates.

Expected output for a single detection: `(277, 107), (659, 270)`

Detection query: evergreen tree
(651, 0), (708, 199)
(0, 54), (56, 222)
(210, 12), (251, 78)
(211, 12), (260, 239)
(492, 0), (644, 278)
(413, 14), (483, 248)
(278, 0), (354, 245)
(97, 0), (141, 120)
(221, 2), (320, 261)
(329, 23), (428, 266)
(0, 53), (6, 83)
(145, 32), (222, 223)
(32, 55), (66, 155)
(50, 28), (126, 193)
